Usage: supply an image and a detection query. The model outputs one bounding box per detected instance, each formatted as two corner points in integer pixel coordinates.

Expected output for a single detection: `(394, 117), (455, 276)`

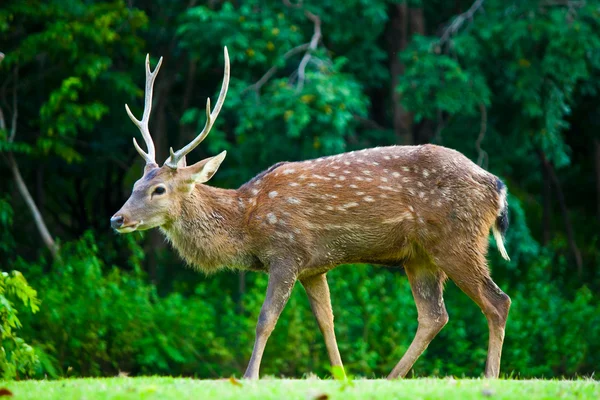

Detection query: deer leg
(388, 264), (448, 379)
(243, 267), (297, 380)
(438, 254), (511, 378)
(301, 273), (345, 379)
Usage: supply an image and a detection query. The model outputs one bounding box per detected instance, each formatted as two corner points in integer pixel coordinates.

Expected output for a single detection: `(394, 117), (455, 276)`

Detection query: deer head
(111, 48), (230, 233)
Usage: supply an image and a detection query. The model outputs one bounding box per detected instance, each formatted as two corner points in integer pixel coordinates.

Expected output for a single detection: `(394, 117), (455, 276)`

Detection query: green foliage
(12, 232), (599, 379)
(177, 0), (370, 182)
(0, 270), (40, 379)
(398, 36), (491, 122)
(19, 232), (230, 377)
(0, 0), (147, 163)
(398, 0), (600, 168)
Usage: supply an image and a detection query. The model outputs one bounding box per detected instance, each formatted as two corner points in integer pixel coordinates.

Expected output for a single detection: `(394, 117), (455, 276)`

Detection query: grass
(1, 377), (599, 400)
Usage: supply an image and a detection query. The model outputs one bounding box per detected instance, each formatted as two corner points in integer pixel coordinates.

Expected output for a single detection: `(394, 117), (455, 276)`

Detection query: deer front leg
(243, 266), (297, 379)
(301, 273), (345, 379)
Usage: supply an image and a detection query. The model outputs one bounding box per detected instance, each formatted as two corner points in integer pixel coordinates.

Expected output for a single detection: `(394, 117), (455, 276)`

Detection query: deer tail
(493, 178), (510, 261)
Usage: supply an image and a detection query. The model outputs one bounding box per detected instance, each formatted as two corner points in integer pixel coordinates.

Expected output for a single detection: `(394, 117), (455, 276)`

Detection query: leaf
(229, 376), (243, 387)
(331, 365), (346, 381)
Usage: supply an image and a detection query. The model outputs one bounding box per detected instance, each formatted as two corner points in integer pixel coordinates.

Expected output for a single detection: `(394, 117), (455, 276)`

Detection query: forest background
(1, 0), (599, 380)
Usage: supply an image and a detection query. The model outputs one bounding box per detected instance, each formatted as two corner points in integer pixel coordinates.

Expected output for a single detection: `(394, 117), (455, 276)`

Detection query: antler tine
(165, 46), (230, 169)
(125, 54), (163, 165)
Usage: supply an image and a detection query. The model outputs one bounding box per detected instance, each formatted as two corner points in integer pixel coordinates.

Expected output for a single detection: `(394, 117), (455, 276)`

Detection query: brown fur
(113, 143), (511, 379)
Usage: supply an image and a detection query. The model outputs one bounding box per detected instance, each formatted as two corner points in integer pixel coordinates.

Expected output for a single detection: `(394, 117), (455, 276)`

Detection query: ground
(1, 377), (598, 399)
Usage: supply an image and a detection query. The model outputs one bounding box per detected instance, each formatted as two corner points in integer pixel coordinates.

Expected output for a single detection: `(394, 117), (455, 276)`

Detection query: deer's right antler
(125, 54), (163, 166)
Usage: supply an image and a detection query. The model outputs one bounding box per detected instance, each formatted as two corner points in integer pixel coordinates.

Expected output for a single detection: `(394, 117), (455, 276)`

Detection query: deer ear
(183, 150), (227, 184)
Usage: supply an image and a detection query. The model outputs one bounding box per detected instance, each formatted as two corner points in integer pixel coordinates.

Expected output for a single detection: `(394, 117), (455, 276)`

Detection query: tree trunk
(595, 138), (600, 222)
(409, 6), (425, 36)
(178, 59), (198, 150)
(539, 151), (583, 276)
(387, 3), (412, 145)
(386, 3), (425, 145)
(7, 153), (59, 260)
(542, 156), (552, 245)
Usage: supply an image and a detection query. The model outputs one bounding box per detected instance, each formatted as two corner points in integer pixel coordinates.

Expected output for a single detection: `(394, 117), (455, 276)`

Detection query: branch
(539, 151), (583, 277)
(244, 43), (310, 95)
(433, 110), (448, 144)
(439, 0), (485, 46)
(296, 10), (321, 92)
(353, 115), (386, 131)
(540, 0), (585, 7)
(283, 0), (322, 92)
(0, 54), (60, 260)
(9, 66), (17, 143)
(6, 154), (60, 259)
(475, 103), (488, 168)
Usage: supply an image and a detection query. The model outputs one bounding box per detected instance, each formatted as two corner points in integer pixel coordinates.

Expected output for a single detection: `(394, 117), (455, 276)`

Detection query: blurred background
(1, 0), (599, 380)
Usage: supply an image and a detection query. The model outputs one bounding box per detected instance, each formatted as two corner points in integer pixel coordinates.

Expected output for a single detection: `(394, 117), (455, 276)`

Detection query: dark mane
(239, 161), (287, 190)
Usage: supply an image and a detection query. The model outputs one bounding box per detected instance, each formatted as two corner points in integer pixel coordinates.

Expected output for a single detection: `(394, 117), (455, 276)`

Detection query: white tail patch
(492, 225), (510, 261)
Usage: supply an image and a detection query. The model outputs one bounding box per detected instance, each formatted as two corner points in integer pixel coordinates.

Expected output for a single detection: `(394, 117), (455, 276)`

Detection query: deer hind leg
(300, 273), (345, 379)
(388, 261), (449, 379)
(435, 251), (511, 378)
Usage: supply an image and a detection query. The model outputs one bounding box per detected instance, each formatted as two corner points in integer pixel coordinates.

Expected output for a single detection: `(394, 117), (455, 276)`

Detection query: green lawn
(2, 377), (598, 400)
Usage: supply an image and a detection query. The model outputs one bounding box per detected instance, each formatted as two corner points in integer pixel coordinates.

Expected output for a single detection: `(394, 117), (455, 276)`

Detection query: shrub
(0, 270), (40, 379)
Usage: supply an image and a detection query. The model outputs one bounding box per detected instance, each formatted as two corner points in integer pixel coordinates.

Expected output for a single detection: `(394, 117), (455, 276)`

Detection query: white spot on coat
(269, 191), (278, 198)
(267, 213), (277, 224)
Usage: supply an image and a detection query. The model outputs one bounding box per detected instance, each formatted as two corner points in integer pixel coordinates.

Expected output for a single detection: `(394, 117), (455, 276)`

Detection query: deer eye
(153, 186), (166, 196)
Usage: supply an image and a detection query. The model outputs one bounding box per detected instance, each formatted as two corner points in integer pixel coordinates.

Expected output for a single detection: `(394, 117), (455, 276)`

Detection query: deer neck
(160, 184), (248, 273)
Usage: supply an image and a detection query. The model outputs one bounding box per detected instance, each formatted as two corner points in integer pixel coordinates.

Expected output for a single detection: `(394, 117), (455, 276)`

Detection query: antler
(125, 54), (163, 165)
(165, 47), (230, 169)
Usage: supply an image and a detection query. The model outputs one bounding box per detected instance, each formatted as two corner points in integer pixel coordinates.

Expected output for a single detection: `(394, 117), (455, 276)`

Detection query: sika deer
(111, 48), (511, 380)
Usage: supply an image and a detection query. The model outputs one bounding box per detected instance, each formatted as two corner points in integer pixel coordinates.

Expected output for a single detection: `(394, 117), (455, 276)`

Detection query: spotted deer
(111, 47), (512, 380)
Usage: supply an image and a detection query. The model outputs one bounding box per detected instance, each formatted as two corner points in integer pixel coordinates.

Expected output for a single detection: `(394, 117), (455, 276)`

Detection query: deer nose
(110, 215), (124, 229)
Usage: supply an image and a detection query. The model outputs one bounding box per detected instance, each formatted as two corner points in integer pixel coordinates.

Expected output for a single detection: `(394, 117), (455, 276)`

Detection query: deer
(111, 47), (512, 380)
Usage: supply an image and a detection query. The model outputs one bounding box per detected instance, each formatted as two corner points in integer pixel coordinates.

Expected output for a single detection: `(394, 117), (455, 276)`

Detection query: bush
(0, 270), (40, 379)
(15, 231), (600, 379)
